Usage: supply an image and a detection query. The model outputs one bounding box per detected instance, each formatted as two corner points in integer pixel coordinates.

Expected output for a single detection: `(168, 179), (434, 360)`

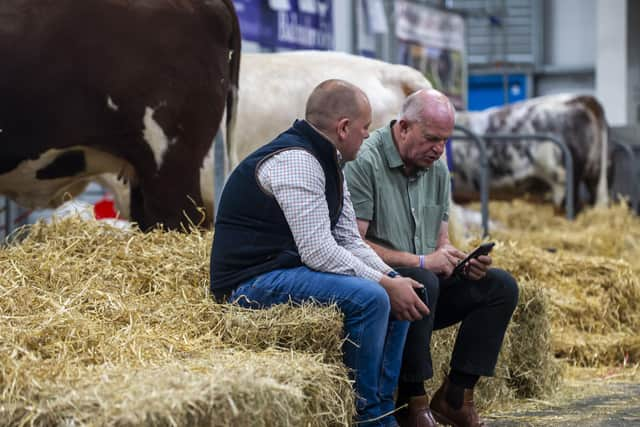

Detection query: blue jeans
(229, 266), (409, 427)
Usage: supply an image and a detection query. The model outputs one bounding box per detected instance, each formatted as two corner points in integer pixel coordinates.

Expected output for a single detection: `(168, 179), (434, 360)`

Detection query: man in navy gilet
(211, 79), (430, 427)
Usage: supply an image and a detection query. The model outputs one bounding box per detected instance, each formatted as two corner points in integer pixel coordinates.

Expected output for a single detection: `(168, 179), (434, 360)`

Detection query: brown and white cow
(453, 94), (610, 212)
(0, 0), (240, 230)
(100, 50), (434, 220)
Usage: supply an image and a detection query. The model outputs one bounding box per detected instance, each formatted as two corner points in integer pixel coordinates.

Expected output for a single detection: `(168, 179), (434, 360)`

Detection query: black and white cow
(453, 94), (609, 212)
(0, 0), (240, 230)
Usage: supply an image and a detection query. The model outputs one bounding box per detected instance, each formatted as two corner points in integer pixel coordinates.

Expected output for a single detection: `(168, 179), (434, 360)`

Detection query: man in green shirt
(344, 88), (519, 427)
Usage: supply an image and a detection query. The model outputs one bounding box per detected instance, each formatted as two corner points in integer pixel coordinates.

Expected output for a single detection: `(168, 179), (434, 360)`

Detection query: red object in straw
(94, 197), (117, 219)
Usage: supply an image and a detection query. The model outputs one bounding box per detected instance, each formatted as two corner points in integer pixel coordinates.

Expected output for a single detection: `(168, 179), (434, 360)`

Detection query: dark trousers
(395, 267), (519, 382)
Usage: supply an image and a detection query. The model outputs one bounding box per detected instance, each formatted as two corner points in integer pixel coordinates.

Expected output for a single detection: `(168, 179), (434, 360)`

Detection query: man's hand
(463, 254), (492, 280)
(379, 275), (430, 321)
(423, 245), (466, 277)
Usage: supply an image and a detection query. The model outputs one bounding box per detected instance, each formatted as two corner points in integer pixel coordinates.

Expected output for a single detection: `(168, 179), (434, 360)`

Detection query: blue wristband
(387, 271), (399, 278)
(419, 255), (425, 269)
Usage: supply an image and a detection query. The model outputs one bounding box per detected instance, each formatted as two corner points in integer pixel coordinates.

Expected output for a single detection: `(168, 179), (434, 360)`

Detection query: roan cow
(0, 0), (240, 230)
(453, 94), (609, 212)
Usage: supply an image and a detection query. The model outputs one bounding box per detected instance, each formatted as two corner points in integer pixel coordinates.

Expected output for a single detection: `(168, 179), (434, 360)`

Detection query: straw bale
(220, 303), (345, 363)
(1, 349), (352, 427)
(493, 242), (640, 365)
(553, 331), (640, 367)
(425, 281), (559, 410)
(462, 200), (640, 366)
(426, 327), (515, 411)
(0, 218), (352, 425)
(1, 218), (344, 358)
(0, 214), (565, 421)
(485, 200), (640, 275)
(503, 280), (561, 398)
(494, 245), (640, 333)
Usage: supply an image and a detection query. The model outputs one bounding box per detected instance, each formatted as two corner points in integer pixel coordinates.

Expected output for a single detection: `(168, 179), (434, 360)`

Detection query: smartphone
(414, 286), (428, 305)
(452, 242), (495, 276)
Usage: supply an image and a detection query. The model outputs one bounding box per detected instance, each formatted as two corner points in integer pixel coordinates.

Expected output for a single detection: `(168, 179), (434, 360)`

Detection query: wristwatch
(387, 271), (400, 278)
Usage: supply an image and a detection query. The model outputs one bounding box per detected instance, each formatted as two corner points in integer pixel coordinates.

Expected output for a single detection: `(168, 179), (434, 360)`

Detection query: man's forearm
(365, 239), (420, 268)
(436, 221), (450, 249)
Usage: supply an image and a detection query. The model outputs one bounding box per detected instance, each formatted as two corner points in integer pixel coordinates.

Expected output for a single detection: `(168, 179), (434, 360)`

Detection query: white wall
(536, 0), (596, 97)
(536, 73), (594, 96)
(595, 0), (628, 126)
(333, 0), (354, 53)
(627, 0), (640, 127)
(544, 0), (596, 67)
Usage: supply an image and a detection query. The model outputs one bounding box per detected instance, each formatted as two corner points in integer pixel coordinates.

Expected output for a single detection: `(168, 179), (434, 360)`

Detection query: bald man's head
(305, 79), (371, 133)
(400, 88), (455, 129)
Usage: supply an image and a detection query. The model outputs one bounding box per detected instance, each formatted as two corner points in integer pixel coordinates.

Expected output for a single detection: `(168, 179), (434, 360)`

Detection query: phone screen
(453, 242), (495, 276)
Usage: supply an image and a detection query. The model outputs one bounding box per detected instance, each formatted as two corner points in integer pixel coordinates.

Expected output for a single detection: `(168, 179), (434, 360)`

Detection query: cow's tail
(224, 0), (241, 177)
(571, 95), (610, 207)
(397, 65), (433, 97)
(584, 97), (611, 207)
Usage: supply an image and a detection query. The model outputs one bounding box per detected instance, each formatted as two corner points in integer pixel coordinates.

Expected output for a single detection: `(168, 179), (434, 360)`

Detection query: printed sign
(395, 1), (466, 109)
(233, 0), (334, 50)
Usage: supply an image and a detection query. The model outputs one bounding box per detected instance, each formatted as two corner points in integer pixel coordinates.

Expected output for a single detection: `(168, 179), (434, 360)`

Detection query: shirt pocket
(421, 204), (445, 251)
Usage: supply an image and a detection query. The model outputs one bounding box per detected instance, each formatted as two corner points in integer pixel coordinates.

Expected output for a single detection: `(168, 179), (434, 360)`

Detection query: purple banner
(233, 0), (333, 50)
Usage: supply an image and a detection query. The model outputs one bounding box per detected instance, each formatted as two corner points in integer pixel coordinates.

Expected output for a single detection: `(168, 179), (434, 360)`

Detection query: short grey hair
(399, 88), (454, 123)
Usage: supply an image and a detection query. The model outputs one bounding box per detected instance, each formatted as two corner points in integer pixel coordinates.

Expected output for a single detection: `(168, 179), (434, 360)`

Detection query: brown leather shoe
(429, 379), (487, 427)
(395, 395), (438, 427)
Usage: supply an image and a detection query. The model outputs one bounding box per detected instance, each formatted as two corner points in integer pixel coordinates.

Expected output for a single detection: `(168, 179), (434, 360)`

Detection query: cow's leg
(129, 183), (147, 230)
(130, 128), (206, 231)
(130, 95), (219, 230)
(139, 165), (205, 231)
(572, 163), (587, 214)
(583, 174), (600, 206)
(140, 126), (211, 230)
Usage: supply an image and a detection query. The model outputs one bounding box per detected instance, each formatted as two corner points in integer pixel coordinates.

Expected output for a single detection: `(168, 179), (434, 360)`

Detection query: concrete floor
(487, 382), (640, 426)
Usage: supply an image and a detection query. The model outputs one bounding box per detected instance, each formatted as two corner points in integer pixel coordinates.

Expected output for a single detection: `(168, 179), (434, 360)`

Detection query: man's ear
(397, 119), (410, 135)
(337, 117), (350, 139)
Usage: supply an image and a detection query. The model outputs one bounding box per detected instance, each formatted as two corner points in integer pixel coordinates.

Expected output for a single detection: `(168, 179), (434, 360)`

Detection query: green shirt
(343, 122), (450, 255)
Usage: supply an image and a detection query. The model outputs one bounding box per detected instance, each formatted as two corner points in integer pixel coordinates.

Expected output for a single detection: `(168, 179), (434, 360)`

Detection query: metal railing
(611, 140), (639, 213)
(452, 125), (490, 236)
(481, 133), (575, 220)
(1, 197), (35, 244)
(1, 197), (8, 242)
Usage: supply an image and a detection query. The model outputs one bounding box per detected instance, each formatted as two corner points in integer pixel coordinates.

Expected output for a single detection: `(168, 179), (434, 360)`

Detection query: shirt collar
(383, 121), (404, 169)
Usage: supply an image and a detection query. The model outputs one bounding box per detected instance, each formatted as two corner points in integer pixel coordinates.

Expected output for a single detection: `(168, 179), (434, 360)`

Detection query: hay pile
(463, 200), (640, 366)
(0, 216), (559, 424)
(494, 242), (640, 366)
(487, 200), (640, 275)
(0, 218), (351, 426)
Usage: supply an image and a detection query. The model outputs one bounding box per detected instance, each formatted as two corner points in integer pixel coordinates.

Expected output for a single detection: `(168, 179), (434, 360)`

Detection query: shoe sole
(431, 409), (458, 426)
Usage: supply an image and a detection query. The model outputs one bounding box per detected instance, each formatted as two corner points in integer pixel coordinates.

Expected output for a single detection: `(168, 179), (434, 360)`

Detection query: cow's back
(231, 51), (432, 166)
